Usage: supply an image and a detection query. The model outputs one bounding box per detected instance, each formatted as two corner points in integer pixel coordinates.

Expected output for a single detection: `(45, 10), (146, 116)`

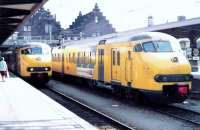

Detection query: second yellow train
(52, 32), (192, 103)
(3, 42), (52, 83)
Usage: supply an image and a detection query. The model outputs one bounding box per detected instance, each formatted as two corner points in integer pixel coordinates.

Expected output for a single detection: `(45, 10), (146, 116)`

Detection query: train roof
(8, 42), (51, 50)
(60, 32), (178, 49)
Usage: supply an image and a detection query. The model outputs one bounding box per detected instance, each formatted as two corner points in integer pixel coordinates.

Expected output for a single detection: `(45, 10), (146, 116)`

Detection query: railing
(3, 39), (60, 47)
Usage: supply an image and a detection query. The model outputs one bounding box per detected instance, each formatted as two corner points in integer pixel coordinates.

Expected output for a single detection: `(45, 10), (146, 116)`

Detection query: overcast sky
(44, 0), (200, 32)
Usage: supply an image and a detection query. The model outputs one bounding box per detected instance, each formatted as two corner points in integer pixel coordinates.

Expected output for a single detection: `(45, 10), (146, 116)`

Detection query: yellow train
(52, 32), (192, 103)
(3, 42), (52, 83)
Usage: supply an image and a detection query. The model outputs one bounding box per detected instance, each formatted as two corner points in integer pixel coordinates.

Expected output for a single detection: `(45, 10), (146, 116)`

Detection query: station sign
(193, 56), (200, 60)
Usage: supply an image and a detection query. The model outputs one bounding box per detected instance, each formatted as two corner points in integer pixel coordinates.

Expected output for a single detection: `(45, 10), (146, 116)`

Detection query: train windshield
(21, 47), (42, 55)
(142, 40), (173, 52)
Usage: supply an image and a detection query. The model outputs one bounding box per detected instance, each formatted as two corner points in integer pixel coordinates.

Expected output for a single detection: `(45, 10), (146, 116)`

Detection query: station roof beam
(0, 0), (47, 45)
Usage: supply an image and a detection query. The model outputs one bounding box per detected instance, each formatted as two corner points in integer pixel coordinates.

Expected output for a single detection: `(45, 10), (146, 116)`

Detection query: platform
(0, 73), (97, 130)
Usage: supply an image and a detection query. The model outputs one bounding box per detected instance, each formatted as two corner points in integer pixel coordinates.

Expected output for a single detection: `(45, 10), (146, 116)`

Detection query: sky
(44, 0), (200, 32)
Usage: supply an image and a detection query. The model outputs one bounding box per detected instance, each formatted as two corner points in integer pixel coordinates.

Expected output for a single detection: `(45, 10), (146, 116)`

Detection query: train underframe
(53, 71), (189, 104)
(21, 72), (50, 84)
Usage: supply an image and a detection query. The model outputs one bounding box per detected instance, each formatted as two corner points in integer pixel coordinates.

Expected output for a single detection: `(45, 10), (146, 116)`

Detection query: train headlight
(162, 76), (168, 82)
(154, 74), (193, 82)
(154, 75), (169, 82)
(27, 67), (34, 72)
(30, 68), (34, 72)
(45, 67), (48, 71)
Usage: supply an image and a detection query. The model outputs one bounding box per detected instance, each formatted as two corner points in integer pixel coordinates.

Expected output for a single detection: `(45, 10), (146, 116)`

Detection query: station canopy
(121, 17), (200, 47)
(0, 0), (47, 44)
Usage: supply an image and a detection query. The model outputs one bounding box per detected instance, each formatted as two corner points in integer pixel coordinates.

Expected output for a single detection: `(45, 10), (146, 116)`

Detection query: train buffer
(0, 73), (97, 130)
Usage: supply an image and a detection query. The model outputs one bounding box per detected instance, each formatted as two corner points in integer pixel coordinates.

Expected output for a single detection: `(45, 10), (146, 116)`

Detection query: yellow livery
(4, 42), (52, 83)
(52, 32), (192, 103)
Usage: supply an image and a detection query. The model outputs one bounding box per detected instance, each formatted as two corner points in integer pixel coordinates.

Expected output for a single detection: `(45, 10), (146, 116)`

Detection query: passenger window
(58, 54), (61, 61)
(91, 51), (96, 65)
(128, 51), (131, 60)
(89, 52), (92, 64)
(83, 52), (86, 64)
(66, 53), (68, 62)
(112, 51), (115, 65)
(69, 53), (71, 62)
(134, 44), (143, 52)
(117, 51), (120, 65)
(77, 52), (80, 65)
(72, 52), (75, 63)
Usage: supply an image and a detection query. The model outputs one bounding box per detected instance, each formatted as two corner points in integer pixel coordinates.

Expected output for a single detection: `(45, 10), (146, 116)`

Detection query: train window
(142, 42), (156, 52)
(130, 35), (151, 41)
(21, 48), (31, 54)
(154, 41), (173, 52)
(117, 51), (120, 65)
(99, 40), (106, 45)
(66, 52), (68, 62)
(58, 54), (60, 61)
(112, 51), (115, 65)
(69, 53), (71, 62)
(72, 52), (75, 63)
(134, 44), (143, 52)
(21, 47), (42, 55)
(53, 54), (56, 60)
(31, 47), (42, 54)
(91, 51), (96, 65)
(128, 51), (131, 60)
(89, 52), (92, 64)
(77, 52), (80, 65)
(83, 52), (86, 64)
(56, 54), (58, 61)
(54, 54), (56, 61)
(52, 54), (55, 60)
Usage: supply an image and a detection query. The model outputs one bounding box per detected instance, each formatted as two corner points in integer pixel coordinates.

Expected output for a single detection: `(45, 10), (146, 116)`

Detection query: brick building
(64, 3), (116, 40)
(18, 7), (61, 40)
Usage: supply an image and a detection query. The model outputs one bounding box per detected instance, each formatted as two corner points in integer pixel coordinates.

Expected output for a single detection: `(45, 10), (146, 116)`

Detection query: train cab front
(20, 45), (52, 83)
(132, 33), (192, 104)
(139, 61), (192, 104)
(152, 74), (192, 103)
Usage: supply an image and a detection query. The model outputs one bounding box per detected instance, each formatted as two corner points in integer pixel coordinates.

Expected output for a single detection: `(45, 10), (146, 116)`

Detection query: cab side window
(134, 44), (143, 52)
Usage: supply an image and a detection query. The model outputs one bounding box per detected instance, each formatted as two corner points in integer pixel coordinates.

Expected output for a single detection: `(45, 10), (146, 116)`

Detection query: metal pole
(49, 25), (52, 45)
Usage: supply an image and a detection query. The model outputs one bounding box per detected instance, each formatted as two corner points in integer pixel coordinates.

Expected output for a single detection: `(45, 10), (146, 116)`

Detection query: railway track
(154, 104), (200, 126)
(40, 87), (135, 130)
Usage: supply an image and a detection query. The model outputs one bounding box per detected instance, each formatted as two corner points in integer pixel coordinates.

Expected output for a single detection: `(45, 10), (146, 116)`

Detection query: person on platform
(0, 57), (8, 82)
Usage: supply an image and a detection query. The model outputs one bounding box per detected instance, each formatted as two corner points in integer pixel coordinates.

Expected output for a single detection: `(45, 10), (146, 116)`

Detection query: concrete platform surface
(173, 98), (200, 114)
(0, 75), (97, 130)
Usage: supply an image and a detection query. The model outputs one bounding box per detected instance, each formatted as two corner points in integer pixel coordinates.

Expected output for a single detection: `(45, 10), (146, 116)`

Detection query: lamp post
(49, 24), (52, 44)
(45, 23), (52, 44)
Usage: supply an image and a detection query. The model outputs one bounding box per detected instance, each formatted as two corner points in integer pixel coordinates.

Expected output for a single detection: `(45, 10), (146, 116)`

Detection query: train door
(125, 50), (132, 82)
(111, 48), (121, 81)
(98, 49), (104, 81)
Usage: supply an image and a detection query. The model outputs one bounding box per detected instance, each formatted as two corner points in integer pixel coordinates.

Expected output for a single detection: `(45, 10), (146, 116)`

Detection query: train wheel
(124, 87), (134, 99)
(87, 79), (96, 89)
(133, 91), (149, 105)
(111, 85), (124, 97)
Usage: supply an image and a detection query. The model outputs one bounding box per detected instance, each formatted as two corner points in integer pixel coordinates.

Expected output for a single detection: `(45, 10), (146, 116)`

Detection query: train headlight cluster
(154, 74), (193, 82)
(27, 67), (51, 72)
